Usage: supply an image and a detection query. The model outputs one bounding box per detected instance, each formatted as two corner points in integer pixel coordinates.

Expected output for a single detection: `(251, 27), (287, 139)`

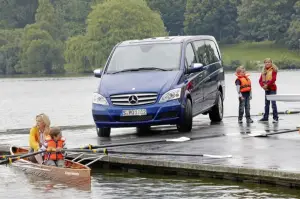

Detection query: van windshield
(106, 43), (181, 73)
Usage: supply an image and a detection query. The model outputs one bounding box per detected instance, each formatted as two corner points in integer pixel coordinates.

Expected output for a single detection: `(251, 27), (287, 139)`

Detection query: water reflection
(1, 164), (300, 198)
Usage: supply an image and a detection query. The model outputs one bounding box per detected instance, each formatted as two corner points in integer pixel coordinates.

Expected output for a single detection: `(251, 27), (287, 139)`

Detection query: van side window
(205, 40), (220, 64)
(193, 40), (208, 66)
(185, 43), (197, 68)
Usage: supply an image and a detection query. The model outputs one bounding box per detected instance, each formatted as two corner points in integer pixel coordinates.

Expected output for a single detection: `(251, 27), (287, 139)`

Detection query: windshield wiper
(138, 67), (172, 71)
(110, 67), (172, 74)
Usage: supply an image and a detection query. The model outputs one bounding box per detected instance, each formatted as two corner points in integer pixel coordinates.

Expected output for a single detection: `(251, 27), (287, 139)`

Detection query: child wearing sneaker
(259, 58), (278, 123)
(235, 66), (253, 123)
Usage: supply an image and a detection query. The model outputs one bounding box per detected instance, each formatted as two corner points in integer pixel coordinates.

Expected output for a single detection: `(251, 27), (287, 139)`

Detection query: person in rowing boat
(28, 113), (51, 164)
(43, 127), (66, 167)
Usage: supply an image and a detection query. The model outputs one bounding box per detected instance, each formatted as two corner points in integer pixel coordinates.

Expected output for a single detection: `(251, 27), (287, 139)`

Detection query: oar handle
(0, 150), (45, 165)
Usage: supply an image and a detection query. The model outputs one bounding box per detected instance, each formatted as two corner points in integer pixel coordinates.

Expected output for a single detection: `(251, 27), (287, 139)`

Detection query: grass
(220, 40), (300, 66)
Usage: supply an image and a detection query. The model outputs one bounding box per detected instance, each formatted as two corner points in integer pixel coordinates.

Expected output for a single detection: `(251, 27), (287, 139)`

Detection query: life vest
(236, 74), (251, 93)
(44, 136), (65, 161)
(262, 67), (273, 83)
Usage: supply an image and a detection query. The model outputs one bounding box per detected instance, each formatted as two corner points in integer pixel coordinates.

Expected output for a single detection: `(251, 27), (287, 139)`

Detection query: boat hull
(266, 94), (300, 102)
(10, 146), (91, 188)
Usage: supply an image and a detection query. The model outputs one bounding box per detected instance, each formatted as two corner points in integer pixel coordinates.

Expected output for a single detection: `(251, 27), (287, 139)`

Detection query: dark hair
(49, 127), (62, 138)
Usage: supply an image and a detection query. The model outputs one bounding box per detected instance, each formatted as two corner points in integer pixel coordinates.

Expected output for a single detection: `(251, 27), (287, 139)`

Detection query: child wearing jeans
(259, 58), (279, 123)
(42, 127), (66, 167)
(235, 66), (253, 123)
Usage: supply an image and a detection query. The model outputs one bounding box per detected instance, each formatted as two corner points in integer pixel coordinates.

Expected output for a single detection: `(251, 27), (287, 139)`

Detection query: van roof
(118, 35), (216, 46)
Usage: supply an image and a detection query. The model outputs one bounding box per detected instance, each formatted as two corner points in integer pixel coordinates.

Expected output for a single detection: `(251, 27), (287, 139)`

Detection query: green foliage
(35, 0), (62, 40)
(221, 41), (300, 70)
(147, 0), (186, 35)
(0, 0), (38, 28)
(52, 0), (92, 38)
(20, 25), (64, 74)
(0, 29), (23, 74)
(184, 0), (240, 43)
(64, 35), (94, 73)
(237, 0), (297, 42)
(285, 1), (300, 49)
(3, 0), (300, 75)
(64, 0), (167, 73)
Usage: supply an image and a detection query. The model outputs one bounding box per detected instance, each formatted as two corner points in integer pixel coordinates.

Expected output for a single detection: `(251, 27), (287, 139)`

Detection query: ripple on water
(0, 167), (299, 199)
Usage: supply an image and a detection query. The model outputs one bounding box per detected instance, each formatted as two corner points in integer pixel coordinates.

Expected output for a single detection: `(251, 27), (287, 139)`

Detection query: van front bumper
(92, 100), (182, 128)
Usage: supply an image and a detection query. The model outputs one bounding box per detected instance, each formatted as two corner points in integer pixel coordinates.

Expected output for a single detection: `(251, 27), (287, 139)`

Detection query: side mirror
(187, 63), (204, 74)
(93, 69), (102, 78)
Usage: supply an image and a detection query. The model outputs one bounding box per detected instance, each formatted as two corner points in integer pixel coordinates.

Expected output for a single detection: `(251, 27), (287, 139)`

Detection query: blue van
(92, 36), (225, 137)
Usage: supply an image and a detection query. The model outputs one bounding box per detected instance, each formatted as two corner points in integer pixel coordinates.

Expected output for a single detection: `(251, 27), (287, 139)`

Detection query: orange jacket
(236, 74), (251, 93)
(44, 136), (65, 161)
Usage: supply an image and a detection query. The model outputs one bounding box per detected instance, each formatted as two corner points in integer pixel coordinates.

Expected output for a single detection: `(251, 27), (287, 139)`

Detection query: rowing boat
(10, 146), (91, 188)
(266, 94), (300, 102)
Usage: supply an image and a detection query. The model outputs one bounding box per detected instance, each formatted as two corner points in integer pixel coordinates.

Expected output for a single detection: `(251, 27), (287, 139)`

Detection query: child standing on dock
(259, 58), (279, 123)
(235, 66), (253, 123)
(43, 127), (66, 167)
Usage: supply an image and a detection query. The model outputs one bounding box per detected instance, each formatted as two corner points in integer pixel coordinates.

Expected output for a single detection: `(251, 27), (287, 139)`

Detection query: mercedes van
(92, 36), (225, 137)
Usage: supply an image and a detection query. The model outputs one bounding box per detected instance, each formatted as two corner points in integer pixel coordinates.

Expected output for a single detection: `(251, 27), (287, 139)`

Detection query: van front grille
(110, 93), (157, 106)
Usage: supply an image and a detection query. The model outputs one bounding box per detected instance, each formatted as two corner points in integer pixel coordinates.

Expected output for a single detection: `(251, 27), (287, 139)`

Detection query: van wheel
(177, 99), (192, 132)
(209, 91), (223, 122)
(96, 127), (111, 137)
(136, 126), (151, 135)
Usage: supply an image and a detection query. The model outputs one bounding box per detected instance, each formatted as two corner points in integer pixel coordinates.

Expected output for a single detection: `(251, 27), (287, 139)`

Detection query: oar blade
(203, 154), (232, 158)
(247, 131), (267, 137)
(166, 136), (190, 142)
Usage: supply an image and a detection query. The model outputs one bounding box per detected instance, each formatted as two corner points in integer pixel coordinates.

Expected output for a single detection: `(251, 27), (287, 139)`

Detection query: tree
(0, 0), (38, 28)
(147, 0), (187, 35)
(20, 26), (64, 74)
(64, 0), (167, 72)
(237, 0), (297, 42)
(35, 0), (62, 40)
(52, 0), (93, 38)
(184, 0), (240, 43)
(285, 1), (300, 49)
(0, 29), (23, 74)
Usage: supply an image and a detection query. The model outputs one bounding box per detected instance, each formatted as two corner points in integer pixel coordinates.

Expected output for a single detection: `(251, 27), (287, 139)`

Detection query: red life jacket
(44, 136), (65, 161)
(236, 74), (251, 93)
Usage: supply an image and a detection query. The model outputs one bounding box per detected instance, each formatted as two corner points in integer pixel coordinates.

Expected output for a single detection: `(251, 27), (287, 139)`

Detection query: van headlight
(93, 93), (108, 105)
(159, 88), (181, 103)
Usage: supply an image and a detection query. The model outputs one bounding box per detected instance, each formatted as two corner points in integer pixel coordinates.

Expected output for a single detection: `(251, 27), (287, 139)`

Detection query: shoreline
(1, 69), (300, 79)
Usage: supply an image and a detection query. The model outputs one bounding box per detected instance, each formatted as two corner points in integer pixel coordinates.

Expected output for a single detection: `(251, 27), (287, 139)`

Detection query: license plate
(121, 109), (147, 116)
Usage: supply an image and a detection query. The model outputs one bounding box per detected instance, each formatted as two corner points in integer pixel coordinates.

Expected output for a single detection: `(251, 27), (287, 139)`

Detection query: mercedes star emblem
(128, 95), (138, 104)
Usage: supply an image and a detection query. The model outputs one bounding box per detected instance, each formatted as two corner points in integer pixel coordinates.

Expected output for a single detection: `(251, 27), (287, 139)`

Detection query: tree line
(1, 0), (300, 75)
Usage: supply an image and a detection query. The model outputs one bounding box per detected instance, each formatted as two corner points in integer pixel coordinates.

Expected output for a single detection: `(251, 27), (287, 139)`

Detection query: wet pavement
(1, 113), (300, 173)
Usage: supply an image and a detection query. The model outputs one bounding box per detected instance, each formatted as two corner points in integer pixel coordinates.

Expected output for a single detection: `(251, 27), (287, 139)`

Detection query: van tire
(177, 99), (192, 132)
(209, 91), (223, 122)
(96, 127), (111, 137)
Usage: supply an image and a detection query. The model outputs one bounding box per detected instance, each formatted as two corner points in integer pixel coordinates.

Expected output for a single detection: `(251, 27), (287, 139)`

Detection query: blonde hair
(49, 127), (62, 138)
(263, 58), (278, 73)
(236, 66), (245, 74)
(36, 113), (51, 136)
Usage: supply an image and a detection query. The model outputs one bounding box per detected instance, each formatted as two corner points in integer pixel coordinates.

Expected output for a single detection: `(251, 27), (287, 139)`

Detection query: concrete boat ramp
(1, 113), (300, 188)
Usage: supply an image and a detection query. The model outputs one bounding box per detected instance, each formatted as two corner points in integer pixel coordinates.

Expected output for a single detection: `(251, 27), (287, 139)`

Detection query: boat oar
(247, 129), (298, 137)
(64, 148), (232, 159)
(77, 136), (191, 150)
(0, 150), (45, 165)
(103, 150), (232, 159)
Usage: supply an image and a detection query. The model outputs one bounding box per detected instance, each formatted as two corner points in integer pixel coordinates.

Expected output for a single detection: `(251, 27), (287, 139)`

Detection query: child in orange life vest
(235, 66), (253, 123)
(43, 127), (66, 167)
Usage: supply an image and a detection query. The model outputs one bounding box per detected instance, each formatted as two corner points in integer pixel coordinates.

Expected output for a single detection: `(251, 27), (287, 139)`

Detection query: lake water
(1, 71), (300, 198)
